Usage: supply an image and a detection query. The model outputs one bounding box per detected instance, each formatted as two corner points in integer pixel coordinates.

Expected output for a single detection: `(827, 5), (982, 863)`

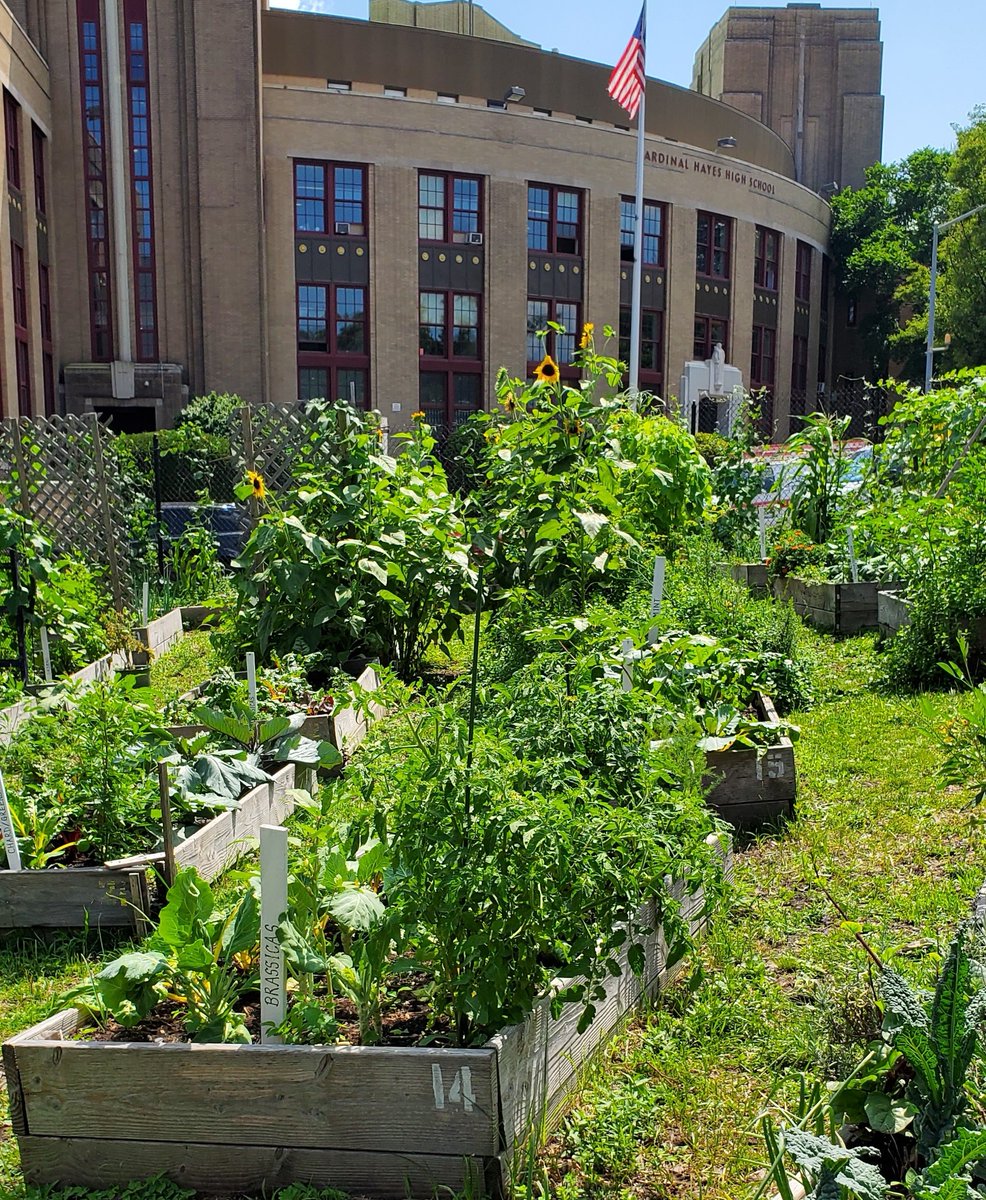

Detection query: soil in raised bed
(76, 972), (457, 1046)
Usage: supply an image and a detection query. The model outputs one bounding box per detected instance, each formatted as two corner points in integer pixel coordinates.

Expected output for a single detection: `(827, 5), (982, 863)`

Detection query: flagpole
(628, 0), (646, 396)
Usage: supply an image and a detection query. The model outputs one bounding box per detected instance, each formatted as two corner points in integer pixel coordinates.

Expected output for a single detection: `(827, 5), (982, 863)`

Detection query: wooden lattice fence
(0, 413), (132, 609)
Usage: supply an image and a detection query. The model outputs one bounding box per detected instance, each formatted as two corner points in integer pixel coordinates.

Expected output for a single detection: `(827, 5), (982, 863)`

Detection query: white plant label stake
(141, 581), (150, 625)
(246, 652), (258, 715)
(620, 637), (634, 693)
(758, 506), (768, 562)
(647, 555), (666, 644)
(847, 527), (859, 584)
(259, 823), (288, 1043)
(0, 768), (22, 871)
(39, 626), (53, 684)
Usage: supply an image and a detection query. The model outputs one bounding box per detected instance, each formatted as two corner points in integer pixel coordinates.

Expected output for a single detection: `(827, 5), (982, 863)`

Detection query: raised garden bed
(772, 576), (897, 634)
(0, 650), (125, 746)
(0, 764), (299, 932)
(703, 693), (797, 826)
(3, 835), (731, 1197)
(878, 589), (986, 653)
(722, 562), (770, 596)
(132, 607), (185, 667)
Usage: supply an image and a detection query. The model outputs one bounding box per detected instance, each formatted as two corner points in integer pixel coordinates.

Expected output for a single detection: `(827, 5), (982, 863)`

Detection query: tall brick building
(0, 1), (883, 438)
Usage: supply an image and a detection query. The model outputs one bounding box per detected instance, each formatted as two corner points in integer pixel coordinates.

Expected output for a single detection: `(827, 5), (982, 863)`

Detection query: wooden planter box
(703, 693), (797, 827)
(332, 665), (388, 754)
(0, 650), (126, 746)
(180, 604), (227, 631)
(4, 836), (731, 1197)
(0, 765), (298, 932)
(721, 562), (770, 596)
(879, 589), (986, 653)
(772, 576), (897, 634)
(132, 608), (184, 667)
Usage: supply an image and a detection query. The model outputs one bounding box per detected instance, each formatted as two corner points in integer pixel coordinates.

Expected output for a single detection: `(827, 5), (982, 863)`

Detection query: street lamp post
(925, 202), (986, 393)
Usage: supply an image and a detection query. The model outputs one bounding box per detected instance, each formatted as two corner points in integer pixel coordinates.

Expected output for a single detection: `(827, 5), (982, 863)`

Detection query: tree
(829, 147), (953, 380)
(938, 107), (986, 369)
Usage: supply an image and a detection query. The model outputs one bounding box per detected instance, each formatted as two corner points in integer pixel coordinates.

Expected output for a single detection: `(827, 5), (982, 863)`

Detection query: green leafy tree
(938, 107), (986, 369)
(830, 147), (953, 380)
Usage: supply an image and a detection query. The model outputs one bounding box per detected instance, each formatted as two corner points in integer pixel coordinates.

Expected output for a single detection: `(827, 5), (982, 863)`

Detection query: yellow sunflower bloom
(579, 322), (594, 349)
(534, 355), (560, 383)
(411, 410), (426, 420)
(246, 470), (267, 500)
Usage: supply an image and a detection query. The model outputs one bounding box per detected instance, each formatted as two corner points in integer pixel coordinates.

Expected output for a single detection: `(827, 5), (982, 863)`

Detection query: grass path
(538, 636), (983, 1199)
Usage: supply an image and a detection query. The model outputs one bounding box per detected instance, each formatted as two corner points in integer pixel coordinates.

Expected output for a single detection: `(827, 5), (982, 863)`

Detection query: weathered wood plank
(132, 608), (184, 666)
(703, 693), (797, 824)
(1, 1040), (27, 1135)
(175, 765), (296, 881)
(17, 1136), (489, 1196)
(8, 1007), (82, 1043)
(0, 866), (146, 930)
(332, 667), (388, 754)
(179, 604), (227, 630)
(12, 1040), (498, 1156)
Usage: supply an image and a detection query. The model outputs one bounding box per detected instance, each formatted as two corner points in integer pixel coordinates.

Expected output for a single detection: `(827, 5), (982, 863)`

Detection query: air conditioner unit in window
(334, 222), (351, 235)
(466, 232), (484, 246)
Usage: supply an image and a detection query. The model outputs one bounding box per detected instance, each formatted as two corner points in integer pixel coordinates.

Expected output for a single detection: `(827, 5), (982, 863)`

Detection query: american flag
(608, 6), (646, 120)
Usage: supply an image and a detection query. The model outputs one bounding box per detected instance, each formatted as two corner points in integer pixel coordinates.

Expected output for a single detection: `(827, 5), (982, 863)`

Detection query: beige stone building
(0, 1), (883, 438)
(692, 4), (884, 193)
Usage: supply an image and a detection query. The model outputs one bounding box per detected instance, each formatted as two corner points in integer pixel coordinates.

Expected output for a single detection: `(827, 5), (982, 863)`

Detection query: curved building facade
(0, 1), (859, 439)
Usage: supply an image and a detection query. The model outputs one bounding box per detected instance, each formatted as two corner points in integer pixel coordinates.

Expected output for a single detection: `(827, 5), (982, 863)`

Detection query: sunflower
(579, 322), (594, 349)
(247, 470), (267, 500)
(534, 355), (560, 383)
(411, 410), (425, 420)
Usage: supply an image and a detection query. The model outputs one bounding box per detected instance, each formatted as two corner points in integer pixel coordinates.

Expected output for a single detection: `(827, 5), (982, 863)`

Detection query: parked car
(159, 502), (249, 563)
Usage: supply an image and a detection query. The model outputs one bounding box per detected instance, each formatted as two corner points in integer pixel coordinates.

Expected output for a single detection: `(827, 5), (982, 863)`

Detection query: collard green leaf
(277, 917), (327, 976)
(327, 884), (385, 932)
(192, 707), (253, 746)
(154, 868), (215, 951)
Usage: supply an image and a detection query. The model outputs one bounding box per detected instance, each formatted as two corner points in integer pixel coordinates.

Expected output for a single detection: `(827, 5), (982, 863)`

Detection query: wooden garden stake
(260, 823), (288, 1044)
(647, 555), (666, 644)
(157, 761), (176, 888)
(847, 527), (859, 583)
(0, 767), (22, 871)
(246, 652), (258, 714)
(620, 637), (634, 693)
(758, 505), (768, 562)
(39, 626), (53, 684)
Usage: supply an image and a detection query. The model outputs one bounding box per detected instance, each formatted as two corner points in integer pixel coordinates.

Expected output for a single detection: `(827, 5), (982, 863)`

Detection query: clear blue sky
(272, 0), (981, 165)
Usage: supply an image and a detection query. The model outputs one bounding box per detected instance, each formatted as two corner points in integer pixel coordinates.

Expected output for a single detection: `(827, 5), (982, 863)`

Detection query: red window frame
(293, 160), (368, 235)
(696, 211), (731, 280)
(296, 282), (370, 408)
(298, 365), (369, 409)
(754, 226), (779, 292)
(124, 0), (158, 361)
(418, 289), (482, 360)
(693, 315), (729, 361)
(31, 123), (46, 215)
(526, 298), (581, 379)
(750, 324), (776, 390)
(619, 305), (664, 390)
(4, 89), (21, 191)
(77, 1), (113, 361)
(417, 171), (483, 243)
(527, 183), (583, 256)
(620, 197), (668, 268)
(795, 241), (812, 303)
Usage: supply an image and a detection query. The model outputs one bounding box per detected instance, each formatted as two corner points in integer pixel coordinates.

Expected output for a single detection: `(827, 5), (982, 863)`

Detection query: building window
(294, 161), (367, 235)
(619, 307), (663, 388)
(419, 291), (481, 358)
(3, 89), (21, 190)
(327, 80), (351, 93)
(527, 298), (580, 374)
(419, 372), (482, 437)
(39, 262), (54, 414)
(754, 226), (779, 292)
(418, 172), (482, 242)
(792, 334), (809, 393)
(693, 315), (728, 361)
(527, 184), (582, 255)
(11, 241), (27, 329)
(750, 325), (776, 390)
(437, 93), (458, 104)
(31, 124), (46, 215)
(696, 211), (731, 279)
(14, 339), (31, 417)
(125, 1), (158, 360)
(297, 283), (369, 407)
(383, 85), (406, 98)
(620, 198), (667, 267)
(11, 241), (30, 416)
(77, 3), (113, 360)
(795, 241), (812, 302)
